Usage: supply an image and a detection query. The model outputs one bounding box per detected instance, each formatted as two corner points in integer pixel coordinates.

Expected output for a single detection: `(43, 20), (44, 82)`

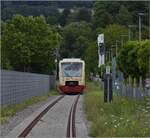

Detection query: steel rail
(18, 95), (64, 138)
(66, 95), (80, 138)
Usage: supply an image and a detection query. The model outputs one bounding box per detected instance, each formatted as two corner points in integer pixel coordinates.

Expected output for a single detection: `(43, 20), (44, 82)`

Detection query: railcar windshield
(61, 62), (82, 77)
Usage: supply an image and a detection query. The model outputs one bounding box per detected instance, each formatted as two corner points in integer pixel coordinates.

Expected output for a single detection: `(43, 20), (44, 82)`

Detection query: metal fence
(111, 57), (150, 100)
(91, 75), (150, 101)
(0, 70), (55, 106)
(114, 80), (150, 100)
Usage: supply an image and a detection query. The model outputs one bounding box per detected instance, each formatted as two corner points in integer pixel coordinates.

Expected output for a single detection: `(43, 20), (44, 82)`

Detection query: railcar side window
(61, 62), (82, 77)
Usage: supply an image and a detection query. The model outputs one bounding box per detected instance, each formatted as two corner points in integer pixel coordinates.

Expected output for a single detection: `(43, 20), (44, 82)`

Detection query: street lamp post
(138, 13), (145, 41)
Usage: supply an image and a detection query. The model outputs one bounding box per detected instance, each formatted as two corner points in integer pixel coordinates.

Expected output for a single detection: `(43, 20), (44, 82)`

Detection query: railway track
(18, 95), (64, 138)
(17, 94), (80, 138)
(66, 95), (80, 138)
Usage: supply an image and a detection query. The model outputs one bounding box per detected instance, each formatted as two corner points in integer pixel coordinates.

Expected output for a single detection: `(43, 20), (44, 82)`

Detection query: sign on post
(106, 66), (110, 74)
(97, 34), (104, 44)
(97, 34), (105, 67)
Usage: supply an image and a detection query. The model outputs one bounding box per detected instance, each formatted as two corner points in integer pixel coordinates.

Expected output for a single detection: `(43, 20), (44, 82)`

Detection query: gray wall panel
(0, 70), (55, 106)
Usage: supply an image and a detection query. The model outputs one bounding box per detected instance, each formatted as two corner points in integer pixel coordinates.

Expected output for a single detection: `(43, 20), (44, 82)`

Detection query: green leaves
(1, 15), (61, 74)
(84, 42), (98, 77)
(93, 1), (149, 28)
(117, 40), (150, 78)
(137, 40), (150, 77)
(61, 22), (92, 58)
(117, 5), (132, 26)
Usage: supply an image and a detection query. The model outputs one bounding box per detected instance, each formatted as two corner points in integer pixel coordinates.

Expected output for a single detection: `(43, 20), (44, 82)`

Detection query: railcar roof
(60, 58), (84, 62)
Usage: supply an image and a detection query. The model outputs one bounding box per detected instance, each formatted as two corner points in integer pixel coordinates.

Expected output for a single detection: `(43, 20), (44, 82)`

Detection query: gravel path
(0, 95), (57, 138)
(76, 95), (90, 138)
(27, 95), (76, 138)
(1, 94), (90, 138)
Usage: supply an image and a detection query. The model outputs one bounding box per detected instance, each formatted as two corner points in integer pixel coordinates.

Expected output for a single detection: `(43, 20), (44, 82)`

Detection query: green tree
(93, 1), (119, 28)
(117, 40), (150, 79)
(93, 1), (149, 28)
(117, 5), (132, 26)
(46, 16), (58, 25)
(1, 14), (61, 74)
(59, 8), (70, 26)
(137, 40), (150, 78)
(61, 21), (92, 58)
(84, 42), (98, 77)
(93, 2), (111, 28)
(76, 8), (92, 22)
(96, 24), (128, 54)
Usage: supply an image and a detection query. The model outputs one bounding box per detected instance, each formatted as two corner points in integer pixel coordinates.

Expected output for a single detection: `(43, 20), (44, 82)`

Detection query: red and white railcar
(58, 58), (85, 94)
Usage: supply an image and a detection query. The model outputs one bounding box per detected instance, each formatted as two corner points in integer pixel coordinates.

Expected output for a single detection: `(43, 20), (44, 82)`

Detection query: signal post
(104, 66), (113, 103)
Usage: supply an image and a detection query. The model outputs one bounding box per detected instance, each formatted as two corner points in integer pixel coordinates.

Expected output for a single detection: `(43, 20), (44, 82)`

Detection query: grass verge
(0, 89), (59, 124)
(84, 81), (150, 137)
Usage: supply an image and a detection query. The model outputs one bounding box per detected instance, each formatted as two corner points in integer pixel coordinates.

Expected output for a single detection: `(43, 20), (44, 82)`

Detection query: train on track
(58, 58), (85, 94)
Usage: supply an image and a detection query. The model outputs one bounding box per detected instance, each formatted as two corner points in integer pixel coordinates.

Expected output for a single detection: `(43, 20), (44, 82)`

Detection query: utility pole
(108, 49), (112, 62)
(115, 40), (119, 57)
(54, 47), (60, 80)
(111, 45), (115, 58)
(128, 25), (136, 41)
(128, 26), (131, 41)
(109, 50), (111, 62)
(120, 35), (128, 47)
(107, 51), (111, 62)
(138, 13), (145, 41)
(139, 14), (141, 41)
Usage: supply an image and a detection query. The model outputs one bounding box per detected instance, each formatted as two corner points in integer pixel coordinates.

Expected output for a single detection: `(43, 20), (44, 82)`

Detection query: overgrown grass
(0, 89), (59, 124)
(84, 81), (150, 137)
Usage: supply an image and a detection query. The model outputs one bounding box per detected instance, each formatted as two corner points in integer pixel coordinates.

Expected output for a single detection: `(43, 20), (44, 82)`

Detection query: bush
(117, 40), (150, 79)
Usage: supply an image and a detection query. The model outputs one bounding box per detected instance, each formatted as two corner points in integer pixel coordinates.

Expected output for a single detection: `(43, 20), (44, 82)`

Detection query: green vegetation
(84, 82), (150, 137)
(84, 42), (98, 77)
(93, 1), (149, 29)
(61, 21), (92, 58)
(117, 40), (150, 79)
(1, 1), (93, 22)
(96, 24), (128, 50)
(1, 1), (149, 78)
(0, 90), (59, 124)
(1, 15), (62, 74)
(1, 2), (149, 136)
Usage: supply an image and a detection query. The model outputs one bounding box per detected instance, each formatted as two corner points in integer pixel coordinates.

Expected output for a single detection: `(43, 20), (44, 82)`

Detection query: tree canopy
(93, 1), (149, 28)
(96, 24), (128, 50)
(1, 15), (61, 74)
(1, 1), (149, 78)
(61, 21), (92, 58)
(117, 40), (150, 79)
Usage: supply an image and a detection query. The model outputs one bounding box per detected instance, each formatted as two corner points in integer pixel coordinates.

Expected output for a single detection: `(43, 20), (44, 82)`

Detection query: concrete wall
(0, 70), (55, 106)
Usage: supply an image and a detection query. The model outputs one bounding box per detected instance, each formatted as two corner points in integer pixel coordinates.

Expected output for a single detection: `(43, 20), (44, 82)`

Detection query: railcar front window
(61, 63), (82, 77)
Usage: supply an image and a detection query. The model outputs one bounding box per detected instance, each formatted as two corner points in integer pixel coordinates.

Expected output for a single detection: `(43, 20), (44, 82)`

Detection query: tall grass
(84, 81), (150, 137)
(0, 90), (59, 124)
